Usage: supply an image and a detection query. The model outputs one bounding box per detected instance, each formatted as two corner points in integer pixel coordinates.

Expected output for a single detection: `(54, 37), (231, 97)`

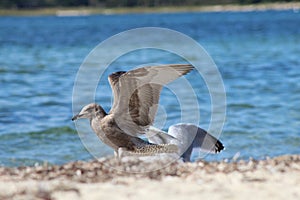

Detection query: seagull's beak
(72, 114), (82, 121)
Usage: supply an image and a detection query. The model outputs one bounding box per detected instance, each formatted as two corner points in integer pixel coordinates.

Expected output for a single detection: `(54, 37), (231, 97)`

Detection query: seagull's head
(72, 103), (105, 121)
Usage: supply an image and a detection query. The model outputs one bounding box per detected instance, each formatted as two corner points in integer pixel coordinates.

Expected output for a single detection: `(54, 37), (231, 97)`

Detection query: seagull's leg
(117, 147), (129, 159)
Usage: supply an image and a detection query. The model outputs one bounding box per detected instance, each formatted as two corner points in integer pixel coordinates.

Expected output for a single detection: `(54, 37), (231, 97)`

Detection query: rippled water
(0, 10), (299, 166)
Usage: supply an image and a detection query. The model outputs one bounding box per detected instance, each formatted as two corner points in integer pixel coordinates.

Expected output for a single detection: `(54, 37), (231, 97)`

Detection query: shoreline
(0, 154), (299, 199)
(0, 2), (300, 16)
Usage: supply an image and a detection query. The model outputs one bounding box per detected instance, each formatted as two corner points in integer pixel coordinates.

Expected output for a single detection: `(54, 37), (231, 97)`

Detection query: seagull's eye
(95, 107), (99, 112)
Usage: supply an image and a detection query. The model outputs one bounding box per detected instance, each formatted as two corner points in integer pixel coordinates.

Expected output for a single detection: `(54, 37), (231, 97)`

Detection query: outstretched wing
(108, 64), (194, 136)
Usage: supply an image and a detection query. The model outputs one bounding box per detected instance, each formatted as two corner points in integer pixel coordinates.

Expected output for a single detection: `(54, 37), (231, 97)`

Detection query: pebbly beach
(0, 155), (299, 200)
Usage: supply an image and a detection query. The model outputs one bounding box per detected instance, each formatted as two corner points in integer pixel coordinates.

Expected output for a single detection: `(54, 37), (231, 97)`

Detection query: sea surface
(0, 10), (299, 166)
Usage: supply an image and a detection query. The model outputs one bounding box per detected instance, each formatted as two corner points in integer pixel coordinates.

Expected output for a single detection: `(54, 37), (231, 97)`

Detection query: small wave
(0, 158), (47, 167)
(31, 126), (77, 135)
(229, 103), (255, 109)
(0, 126), (77, 139)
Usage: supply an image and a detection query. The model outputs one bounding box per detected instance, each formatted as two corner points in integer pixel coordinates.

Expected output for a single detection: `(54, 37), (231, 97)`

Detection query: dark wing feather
(128, 83), (161, 126)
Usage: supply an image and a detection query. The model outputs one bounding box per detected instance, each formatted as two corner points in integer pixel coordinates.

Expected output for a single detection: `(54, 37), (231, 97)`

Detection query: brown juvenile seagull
(72, 64), (194, 157)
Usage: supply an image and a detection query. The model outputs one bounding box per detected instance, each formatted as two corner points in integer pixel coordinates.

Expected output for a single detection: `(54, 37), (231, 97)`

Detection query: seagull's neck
(95, 105), (107, 119)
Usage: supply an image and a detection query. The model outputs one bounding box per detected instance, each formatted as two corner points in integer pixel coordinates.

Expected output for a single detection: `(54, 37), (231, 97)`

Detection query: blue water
(1, 10), (300, 166)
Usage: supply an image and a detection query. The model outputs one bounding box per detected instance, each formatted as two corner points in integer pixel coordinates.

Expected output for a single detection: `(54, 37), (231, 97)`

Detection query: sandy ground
(0, 155), (299, 200)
